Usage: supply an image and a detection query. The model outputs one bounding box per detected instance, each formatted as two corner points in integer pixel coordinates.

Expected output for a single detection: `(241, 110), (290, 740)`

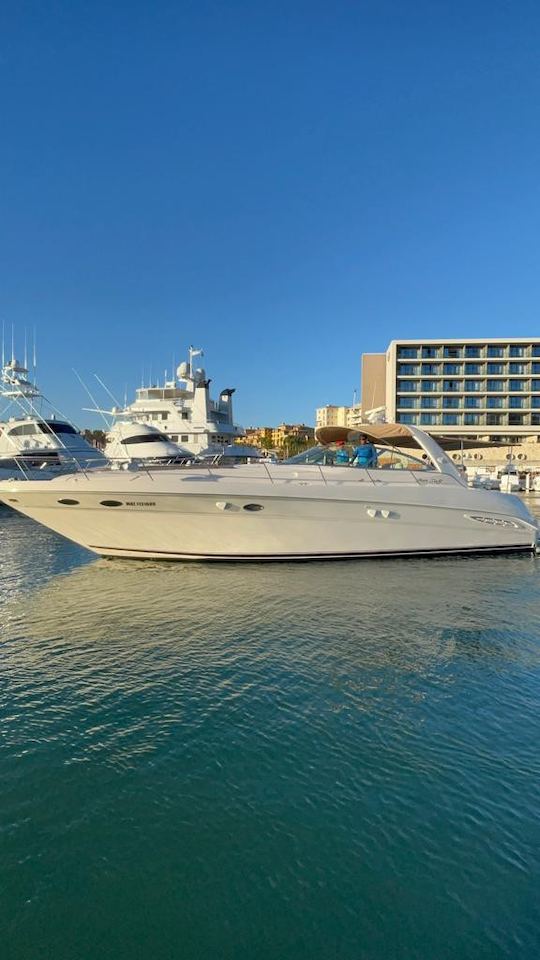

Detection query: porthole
(58, 498), (80, 505)
(100, 500), (123, 507)
(243, 503), (264, 512)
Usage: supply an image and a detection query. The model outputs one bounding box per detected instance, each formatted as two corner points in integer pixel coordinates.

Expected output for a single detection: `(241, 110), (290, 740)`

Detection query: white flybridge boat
(0, 424), (537, 560)
(104, 421), (191, 465)
(107, 345), (247, 458)
(0, 356), (107, 480)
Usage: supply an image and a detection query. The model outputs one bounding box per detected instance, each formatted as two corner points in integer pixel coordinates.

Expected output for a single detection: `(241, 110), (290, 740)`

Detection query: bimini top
(315, 423), (419, 449)
(315, 423), (505, 452)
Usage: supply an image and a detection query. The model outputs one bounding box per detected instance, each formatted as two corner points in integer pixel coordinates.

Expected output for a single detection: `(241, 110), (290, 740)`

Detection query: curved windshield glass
(123, 434), (169, 444)
(39, 422), (78, 436)
(284, 444), (432, 471)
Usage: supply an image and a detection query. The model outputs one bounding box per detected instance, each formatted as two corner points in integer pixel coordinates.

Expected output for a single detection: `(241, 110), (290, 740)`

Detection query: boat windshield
(121, 434), (170, 444)
(284, 444), (433, 471)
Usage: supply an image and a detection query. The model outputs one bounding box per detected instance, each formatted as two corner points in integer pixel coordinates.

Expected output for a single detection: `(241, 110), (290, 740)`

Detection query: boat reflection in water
(2, 504), (540, 960)
(5, 539), (540, 672)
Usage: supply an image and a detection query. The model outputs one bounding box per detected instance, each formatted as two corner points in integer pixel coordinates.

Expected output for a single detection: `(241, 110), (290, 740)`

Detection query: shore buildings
(359, 337), (540, 469)
(244, 423), (315, 450)
(315, 404), (363, 429)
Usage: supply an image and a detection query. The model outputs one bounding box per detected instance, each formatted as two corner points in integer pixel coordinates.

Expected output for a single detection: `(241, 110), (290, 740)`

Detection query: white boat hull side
(0, 477), (536, 560)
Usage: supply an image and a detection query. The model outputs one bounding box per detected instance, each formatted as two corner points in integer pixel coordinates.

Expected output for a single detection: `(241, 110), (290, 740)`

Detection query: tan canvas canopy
(314, 424), (508, 451)
(315, 424), (418, 448)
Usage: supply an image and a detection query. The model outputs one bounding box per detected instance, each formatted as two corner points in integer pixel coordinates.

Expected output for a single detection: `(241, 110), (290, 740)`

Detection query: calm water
(1, 503), (540, 960)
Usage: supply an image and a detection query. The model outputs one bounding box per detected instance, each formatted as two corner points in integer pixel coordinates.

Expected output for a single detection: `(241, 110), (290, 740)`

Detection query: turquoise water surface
(1, 505), (540, 959)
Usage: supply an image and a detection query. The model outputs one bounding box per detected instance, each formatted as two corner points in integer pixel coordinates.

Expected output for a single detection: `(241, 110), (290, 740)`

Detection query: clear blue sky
(2, 1), (540, 428)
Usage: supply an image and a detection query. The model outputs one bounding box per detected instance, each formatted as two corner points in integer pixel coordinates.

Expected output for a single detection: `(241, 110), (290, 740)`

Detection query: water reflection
(4, 539), (540, 670)
(1, 510), (540, 960)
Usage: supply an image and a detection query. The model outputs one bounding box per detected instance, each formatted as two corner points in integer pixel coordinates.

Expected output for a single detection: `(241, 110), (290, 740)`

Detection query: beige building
(361, 353), (386, 416)
(316, 404), (363, 429)
(315, 405), (350, 428)
(245, 423), (314, 449)
(360, 337), (540, 470)
(362, 338), (540, 438)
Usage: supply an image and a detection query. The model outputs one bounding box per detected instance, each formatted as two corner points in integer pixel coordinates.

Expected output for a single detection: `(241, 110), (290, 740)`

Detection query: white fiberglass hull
(0, 466), (537, 560)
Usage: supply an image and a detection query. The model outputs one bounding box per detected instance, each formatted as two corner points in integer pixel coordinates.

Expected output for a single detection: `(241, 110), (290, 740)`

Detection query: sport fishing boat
(0, 356), (107, 479)
(104, 421), (191, 465)
(0, 424), (537, 560)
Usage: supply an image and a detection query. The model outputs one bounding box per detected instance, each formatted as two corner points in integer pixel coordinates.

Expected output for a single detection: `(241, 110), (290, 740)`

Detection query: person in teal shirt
(334, 441), (350, 464)
(352, 435), (378, 468)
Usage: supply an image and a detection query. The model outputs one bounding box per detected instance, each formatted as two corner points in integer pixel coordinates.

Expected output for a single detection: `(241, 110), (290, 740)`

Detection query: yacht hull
(0, 470), (537, 560)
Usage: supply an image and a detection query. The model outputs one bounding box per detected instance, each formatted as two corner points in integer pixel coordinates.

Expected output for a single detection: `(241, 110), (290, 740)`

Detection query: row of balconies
(396, 402), (540, 410)
(396, 413), (540, 426)
(396, 385), (540, 394)
(396, 345), (540, 360)
(397, 368), (540, 377)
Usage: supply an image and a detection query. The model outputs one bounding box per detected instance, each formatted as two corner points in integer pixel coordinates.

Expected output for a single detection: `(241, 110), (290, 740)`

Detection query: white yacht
(104, 421), (191, 465)
(109, 346), (246, 458)
(0, 357), (106, 479)
(0, 424), (537, 560)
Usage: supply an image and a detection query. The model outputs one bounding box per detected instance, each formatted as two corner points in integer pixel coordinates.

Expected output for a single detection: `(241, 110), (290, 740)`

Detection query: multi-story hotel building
(315, 404), (363, 429)
(360, 338), (540, 443)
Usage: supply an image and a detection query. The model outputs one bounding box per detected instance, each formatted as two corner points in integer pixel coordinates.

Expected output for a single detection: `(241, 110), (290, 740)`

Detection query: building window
(419, 413), (438, 425)
(508, 413), (524, 425)
(509, 396), (525, 408)
(181, 435), (189, 442)
(422, 363), (440, 375)
(397, 380), (418, 392)
(487, 345), (504, 358)
(397, 413), (418, 424)
(421, 397), (439, 408)
(397, 396), (419, 408)
(487, 379), (504, 391)
(532, 397), (540, 408)
(465, 380), (483, 392)
(443, 346), (462, 358)
(531, 364), (540, 374)
(509, 380), (524, 391)
(422, 346), (440, 358)
(398, 364), (419, 375)
(443, 363), (462, 374)
(464, 363), (482, 375)
(464, 346), (481, 358)
(442, 414), (459, 425)
(487, 396), (504, 408)
(181, 411), (189, 420)
(509, 363), (526, 374)
(443, 396), (460, 409)
(464, 413), (480, 425)
(532, 346), (540, 357)
(509, 345), (525, 357)
(486, 414), (502, 426)
(464, 396), (481, 408)
(487, 363), (504, 374)
(532, 414), (540, 425)
(443, 380), (462, 392)
(397, 347), (418, 358)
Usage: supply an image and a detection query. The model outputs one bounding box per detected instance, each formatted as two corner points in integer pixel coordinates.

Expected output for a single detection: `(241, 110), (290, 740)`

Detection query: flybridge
(107, 345), (245, 458)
